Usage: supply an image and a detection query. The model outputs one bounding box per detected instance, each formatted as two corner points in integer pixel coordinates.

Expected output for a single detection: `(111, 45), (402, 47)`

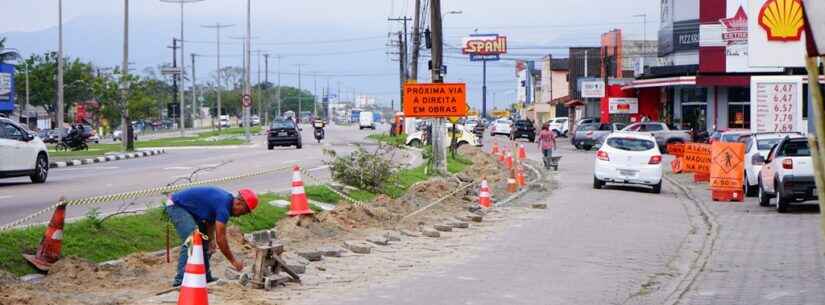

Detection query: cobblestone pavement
(303, 141), (701, 305)
(666, 161), (825, 305)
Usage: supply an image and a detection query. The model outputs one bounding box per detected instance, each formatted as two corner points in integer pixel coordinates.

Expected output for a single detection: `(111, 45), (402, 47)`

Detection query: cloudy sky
(0, 0), (659, 109)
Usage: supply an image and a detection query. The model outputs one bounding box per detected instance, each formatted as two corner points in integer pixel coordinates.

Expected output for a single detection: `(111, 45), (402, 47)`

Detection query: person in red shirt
(537, 124), (557, 169)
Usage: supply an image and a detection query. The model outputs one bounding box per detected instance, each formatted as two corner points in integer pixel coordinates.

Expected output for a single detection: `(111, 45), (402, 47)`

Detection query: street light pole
(243, 0), (251, 142)
(122, 0), (134, 151)
(277, 55), (282, 117)
(161, 0), (204, 136)
(57, 0), (64, 130)
(201, 22), (234, 132)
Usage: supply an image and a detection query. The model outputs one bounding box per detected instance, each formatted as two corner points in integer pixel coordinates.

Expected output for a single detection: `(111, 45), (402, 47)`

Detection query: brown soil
(0, 146), (510, 305)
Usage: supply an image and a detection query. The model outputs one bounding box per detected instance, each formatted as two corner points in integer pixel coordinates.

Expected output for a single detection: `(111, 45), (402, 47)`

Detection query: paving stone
(318, 246), (345, 257)
(224, 267), (242, 280)
(19, 274), (44, 284)
(421, 228), (441, 238)
(531, 203), (548, 209)
(343, 241), (372, 254)
(297, 250), (323, 261)
(447, 221), (469, 229)
(465, 214), (483, 222)
(433, 224), (453, 232)
(384, 231), (402, 242)
(283, 262), (306, 274)
(367, 235), (390, 246)
(400, 229), (420, 237)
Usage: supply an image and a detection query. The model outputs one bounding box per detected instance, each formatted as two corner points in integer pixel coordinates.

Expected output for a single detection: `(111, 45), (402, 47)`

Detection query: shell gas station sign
(748, 0), (808, 67)
(403, 83), (468, 118)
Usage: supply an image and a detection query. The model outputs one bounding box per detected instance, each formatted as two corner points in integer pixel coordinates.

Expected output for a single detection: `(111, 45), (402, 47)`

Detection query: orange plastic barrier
(683, 143), (711, 177)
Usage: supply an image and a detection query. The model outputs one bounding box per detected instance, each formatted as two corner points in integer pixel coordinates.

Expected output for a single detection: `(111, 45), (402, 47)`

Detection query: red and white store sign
(608, 98), (639, 114)
(750, 76), (804, 133)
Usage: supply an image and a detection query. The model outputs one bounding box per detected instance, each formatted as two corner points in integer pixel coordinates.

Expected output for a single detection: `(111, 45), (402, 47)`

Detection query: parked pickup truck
(621, 122), (691, 153)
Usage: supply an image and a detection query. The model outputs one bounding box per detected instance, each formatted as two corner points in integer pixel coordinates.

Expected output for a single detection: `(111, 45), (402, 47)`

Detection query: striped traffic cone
(507, 169), (518, 193)
(478, 179), (493, 208)
(498, 150), (506, 163)
(177, 230), (209, 305)
(516, 164), (526, 187)
(288, 165), (314, 216)
(505, 152), (514, 170)
(518, 144), (527, 160)
(491, 141), (499, 155)
(23, 203), (67, 271)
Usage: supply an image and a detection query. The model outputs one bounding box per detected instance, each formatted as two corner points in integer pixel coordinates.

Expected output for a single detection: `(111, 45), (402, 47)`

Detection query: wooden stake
(804, 56), (825, 238)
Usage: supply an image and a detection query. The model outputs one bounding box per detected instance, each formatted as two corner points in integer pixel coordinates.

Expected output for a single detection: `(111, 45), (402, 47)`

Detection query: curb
(50, 149), (167, 169)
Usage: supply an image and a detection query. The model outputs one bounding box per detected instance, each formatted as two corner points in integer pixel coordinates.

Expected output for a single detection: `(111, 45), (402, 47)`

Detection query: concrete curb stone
(50, 149), (166, 169)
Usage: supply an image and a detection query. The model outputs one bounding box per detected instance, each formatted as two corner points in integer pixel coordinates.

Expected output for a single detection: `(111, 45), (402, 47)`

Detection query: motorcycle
(55, 126), (90, 151)
(312, 120), (326, 144)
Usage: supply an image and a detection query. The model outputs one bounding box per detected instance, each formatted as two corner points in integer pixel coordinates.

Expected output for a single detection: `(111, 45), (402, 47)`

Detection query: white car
(359, 111), (376, 130)
(219, 115), (231, 128)
(547, 117), (570, 137)
(489, 119), (513, 136)
(0, 118), (50, 183)
(406, 124), (480, 148)
(756, 135), (817, 212)
(251, 115), (261, 126)
(593, 132), (663, 193)
(742, 132), (800, 197)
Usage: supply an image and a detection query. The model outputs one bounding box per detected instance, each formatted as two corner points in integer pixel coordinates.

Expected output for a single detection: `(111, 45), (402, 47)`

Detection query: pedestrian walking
(538, 124), (557, 169)
(165, 186), (259, 287)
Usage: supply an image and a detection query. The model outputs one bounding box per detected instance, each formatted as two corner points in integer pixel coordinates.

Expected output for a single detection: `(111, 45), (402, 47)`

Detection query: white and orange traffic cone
(479, 179), (493, 208)
(498, 150), (506, 163)
(518, 144), (527, 160)
(23, 203), (67, 271)
(177, 230), (209, 305)
(516, 164), (526, 187)
(505, 152), (514, 170)
(288, 165), (314, 216)
(491, 141), (499, 155)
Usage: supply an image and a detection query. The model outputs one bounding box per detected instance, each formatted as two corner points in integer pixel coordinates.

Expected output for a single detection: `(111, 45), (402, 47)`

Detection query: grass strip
(0, 193), (288, 276)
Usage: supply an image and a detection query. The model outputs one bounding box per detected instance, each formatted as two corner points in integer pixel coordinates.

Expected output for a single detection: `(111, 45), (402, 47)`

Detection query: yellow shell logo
(758, 0), (805, 41)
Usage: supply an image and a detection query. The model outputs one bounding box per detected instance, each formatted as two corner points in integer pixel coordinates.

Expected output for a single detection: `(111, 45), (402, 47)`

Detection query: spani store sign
(462, 34), (507, 61)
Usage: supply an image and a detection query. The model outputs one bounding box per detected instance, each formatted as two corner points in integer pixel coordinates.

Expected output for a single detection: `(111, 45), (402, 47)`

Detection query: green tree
(14, 53), (96, 116)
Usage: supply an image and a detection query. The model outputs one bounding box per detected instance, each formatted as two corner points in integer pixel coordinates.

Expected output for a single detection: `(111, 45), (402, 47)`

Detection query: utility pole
(122, 0), (134, 151)
(201, 22), (233, 132)
(161, 0), (204, 135)
(396, 31), (406, 110)
(264, 53), (270, 124)
(313, 73), (318, 117)
(277, 55), (282, 117)
(191, 53), (197, 128)
(410, 0), (422, 81)
(429, 0), (447, 174)
(297, 64), (303, 117)
(243, 0), (251, 142)
(57, 0), (64, 130)
(25, 63), (30, 127)
(254, 50), (264, 123)
(169, 38), (179, 128)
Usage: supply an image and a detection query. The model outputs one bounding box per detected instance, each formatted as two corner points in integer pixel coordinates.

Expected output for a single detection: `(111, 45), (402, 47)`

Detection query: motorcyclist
(313, 118), (326, 143)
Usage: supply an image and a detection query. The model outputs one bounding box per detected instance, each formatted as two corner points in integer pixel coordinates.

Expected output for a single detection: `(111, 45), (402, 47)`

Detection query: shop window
(682, 104), (707, 131)
(728, 87), (750, 103)
(727, 104), (750, 129)
(680, 88), (708, 103)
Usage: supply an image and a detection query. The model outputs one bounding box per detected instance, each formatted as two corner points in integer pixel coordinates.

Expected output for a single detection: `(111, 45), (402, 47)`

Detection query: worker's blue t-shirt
(170, 187), (234, 224)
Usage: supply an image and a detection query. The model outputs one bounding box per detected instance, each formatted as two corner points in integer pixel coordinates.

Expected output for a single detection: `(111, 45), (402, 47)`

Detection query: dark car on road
(510, 119), (536, 142)
(267, 119), (302, 150)
(572, 123), (626, 150)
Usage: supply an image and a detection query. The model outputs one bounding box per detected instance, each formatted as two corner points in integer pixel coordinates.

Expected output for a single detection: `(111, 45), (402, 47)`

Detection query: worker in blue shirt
(165, 186), (259, 287)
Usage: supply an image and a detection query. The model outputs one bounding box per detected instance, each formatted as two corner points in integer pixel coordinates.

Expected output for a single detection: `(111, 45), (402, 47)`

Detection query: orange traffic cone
(288, 165), (314, 216)
(498, 150), (505, 163)
(505, 152), (514, 170)
(478, 179), (493, 208)
(516, 165), (526, 187)
(491, 141), (499, 155)
(518, 144), (527, 160)
(23, 203), (67, 271)
(178, 230), (209, 305)
(507, 178), (518, 193)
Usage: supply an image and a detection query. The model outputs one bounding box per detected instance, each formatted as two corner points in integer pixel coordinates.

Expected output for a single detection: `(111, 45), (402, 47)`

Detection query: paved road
(312, 135), (700, 305)
(668, 166), (825, 305)
(0, 124), (384, 226)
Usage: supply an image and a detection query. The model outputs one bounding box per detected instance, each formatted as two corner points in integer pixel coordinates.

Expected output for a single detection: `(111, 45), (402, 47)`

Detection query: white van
(359, 111), (375, 130)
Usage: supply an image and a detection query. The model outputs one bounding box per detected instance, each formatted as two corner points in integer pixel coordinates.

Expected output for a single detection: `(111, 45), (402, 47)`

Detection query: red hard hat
(238, 188), (259, 211)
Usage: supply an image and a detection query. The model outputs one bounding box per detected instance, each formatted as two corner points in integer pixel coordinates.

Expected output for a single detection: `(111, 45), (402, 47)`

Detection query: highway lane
(0, 124), (385, 226)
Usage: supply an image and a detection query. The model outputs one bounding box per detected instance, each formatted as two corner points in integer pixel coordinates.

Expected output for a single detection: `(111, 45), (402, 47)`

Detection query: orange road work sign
(667, 143), (685, 158)
(683, 143), (711, 174)
(403, 83), (468, 118)
(710, 142), (745, 191)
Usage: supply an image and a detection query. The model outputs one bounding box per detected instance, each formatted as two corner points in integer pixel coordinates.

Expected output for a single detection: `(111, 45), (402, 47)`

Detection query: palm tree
(0, 37), (21, 64)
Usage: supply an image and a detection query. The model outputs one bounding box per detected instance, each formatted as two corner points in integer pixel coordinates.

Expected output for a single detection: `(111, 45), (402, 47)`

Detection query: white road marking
(198, 164), (220, 168)
(0, 195), (13, 200)
(164, 166), (193, 170)
(281, 160), (299, 165)
(54, 166), (119, 171)
(308, 165), (330, 172)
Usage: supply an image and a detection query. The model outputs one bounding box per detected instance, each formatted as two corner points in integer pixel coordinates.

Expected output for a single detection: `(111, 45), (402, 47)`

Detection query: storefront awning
(564, 99), (585, 107)
(622, 76), (696, 90)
